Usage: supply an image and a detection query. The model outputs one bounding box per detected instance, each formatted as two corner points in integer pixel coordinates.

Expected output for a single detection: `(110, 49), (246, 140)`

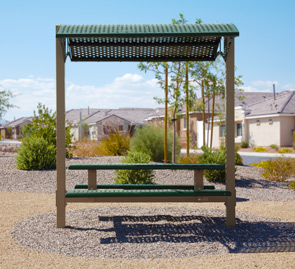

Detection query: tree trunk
(185, 64), (189, 156)
(164, 66), (168, 163)
(210, 88), (215, 149)
(202, 80), (205, 147)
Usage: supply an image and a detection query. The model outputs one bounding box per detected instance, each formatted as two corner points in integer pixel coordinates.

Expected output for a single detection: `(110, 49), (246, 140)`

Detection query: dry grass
(70, 131), (130, 157)
(70, 139), (102, 157)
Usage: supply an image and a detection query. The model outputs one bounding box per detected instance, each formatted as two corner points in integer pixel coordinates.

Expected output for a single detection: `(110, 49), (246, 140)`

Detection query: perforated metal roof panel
(56, 24), (239, 62)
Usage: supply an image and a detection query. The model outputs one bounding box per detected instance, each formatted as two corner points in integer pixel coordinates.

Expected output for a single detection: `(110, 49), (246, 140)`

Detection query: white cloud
(282, 83), (295, 91)
(251, 80), (279, 88)
(1, 74), (163, 121)
(241, 80), (282, 93)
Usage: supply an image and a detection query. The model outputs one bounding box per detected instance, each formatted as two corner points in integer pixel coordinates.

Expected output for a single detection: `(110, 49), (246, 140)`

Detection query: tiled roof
(246, 91), (295, 116)
(66, 108), (107, 124)
(68, 108), (157, 125)
(2, 117), (33, 128)
(146, 91), (295, 119)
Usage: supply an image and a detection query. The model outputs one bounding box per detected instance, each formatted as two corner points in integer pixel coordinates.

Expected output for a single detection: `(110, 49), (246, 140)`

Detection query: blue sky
(0, 0), (294, 121)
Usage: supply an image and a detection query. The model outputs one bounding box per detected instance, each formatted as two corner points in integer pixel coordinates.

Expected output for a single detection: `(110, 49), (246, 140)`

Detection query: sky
(0, 0), (294, 121)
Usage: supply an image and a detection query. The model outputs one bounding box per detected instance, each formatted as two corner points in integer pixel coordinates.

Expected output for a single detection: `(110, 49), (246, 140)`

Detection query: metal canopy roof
(56, 24), (239, 62)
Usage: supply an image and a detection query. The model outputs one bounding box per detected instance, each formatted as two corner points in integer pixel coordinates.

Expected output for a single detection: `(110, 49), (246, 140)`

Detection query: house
(67, 108), (156, 141)
(0, 117), (33, 139)
(147, 91), (295, 148)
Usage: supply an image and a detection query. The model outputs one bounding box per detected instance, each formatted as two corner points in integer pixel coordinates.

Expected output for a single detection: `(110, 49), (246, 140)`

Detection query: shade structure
(56, 24), (239, 62)
(56, 23), (239, 229)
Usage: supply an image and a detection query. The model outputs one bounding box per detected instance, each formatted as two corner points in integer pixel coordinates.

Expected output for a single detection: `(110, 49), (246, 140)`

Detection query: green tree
(21, 103), (73, 157)
(0, 86), (17, 119)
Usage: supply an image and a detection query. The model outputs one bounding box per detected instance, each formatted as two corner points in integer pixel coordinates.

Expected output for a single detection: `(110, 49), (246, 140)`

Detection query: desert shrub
(254, 147), (267, 152)
(114, 150), (154, 184)
(16, 136), (56, 170)
(270, 144), (279, 151)
(21, 103), (73, 158)
(289, 181), (295, 190)
(260, 157), (295, 182)
(198, 146), (242, 182)
(278, 148), (292, 153)
(71, 139), (101, 157)
(178, 153), (200, 164)
(250, 161), (267, 168)
(241, 140), (248, 148)
(98, 130), (130, 156)
(130, 124), (181, 162)
(199, 146), (226, 182)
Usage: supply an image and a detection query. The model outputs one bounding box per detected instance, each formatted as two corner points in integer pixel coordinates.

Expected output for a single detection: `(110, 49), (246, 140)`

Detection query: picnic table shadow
(67, 214), (295, 254)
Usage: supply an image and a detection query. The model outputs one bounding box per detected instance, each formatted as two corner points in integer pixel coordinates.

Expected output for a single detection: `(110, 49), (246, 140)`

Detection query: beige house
(148, 91), (295, 149)
(67, 108), (156, 142)
(0, 117), (33, 139)
(211, 91), (295, 148)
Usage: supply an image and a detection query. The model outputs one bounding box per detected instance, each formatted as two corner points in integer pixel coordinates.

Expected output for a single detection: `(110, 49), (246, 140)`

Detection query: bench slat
(65, 189), (231, 198)
(74, 184), (215, 190)
(68, 163), (225, 170)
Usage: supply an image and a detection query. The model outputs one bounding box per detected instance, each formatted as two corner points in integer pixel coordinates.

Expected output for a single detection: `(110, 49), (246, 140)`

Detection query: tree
(0, 86), (16, 119)
(138, 61), (170, 163)
(21, 103), (73, 157)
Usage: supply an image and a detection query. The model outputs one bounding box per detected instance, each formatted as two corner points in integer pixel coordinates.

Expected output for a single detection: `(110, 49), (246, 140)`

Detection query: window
(220, 124), (225, 137)
(103, 125), (110, 135)
(183, 117), (190, 129)
(119, 125), (123, 132)
(236, 123), (242, 137)
(183, 117), (187, 129)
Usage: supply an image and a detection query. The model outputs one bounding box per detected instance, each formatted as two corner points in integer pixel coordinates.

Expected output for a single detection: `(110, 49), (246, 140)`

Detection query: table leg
(88, 170), (97, 190)
(194, 170), (204, 190)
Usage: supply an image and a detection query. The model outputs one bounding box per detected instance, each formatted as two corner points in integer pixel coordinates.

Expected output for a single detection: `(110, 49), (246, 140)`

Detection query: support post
(56, 26), (66, 228)
(225, 38), (236, 227)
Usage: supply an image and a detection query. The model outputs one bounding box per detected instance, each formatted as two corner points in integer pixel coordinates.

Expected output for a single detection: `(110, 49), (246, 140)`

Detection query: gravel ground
(1, 153), (295, 264)
(1, 154), (294, 201)
(11, 206), (295, 259)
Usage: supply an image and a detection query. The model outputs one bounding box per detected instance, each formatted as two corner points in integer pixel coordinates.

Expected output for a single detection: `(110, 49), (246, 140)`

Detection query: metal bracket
(217, 37), (234, 61)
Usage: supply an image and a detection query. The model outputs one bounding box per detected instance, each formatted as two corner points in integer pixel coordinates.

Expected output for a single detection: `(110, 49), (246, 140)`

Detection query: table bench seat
(68, 163), (225, 170)
(74, 184), (215, 190)
(66, 189), (231, 198)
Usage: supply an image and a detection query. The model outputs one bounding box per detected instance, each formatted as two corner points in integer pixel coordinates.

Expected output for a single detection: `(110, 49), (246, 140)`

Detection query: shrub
(16, 136), (56, 170)
(130, 124), (181, 162)
(114, 150), (154, 184)
(270, 144), (279, 151)
(21, 103), (73, 158)
(98, 130), (130, 156)
(278, 148), (292, 153)
(260, 157), (295, 182)
(198, 146), (243, 182)
(289, 181), (295, 190)
(250, 161), (267, 168)
(254, 147), (267, 152)
(71, 139), (101, 157)
(178, 153), (200, 164)
(241, 140), (248, 148)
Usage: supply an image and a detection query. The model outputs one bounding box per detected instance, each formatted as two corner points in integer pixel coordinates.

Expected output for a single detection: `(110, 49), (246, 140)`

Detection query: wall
(247, 117), (280, 147)
(178, 113), (210, 148)
(280, 116), (295, 146)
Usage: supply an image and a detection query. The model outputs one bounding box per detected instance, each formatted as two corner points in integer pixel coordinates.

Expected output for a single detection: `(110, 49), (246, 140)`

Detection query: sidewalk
(180, 149), (295, 165)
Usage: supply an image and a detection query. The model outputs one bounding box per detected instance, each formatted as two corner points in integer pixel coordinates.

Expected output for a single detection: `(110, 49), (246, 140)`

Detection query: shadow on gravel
(69, 215), (295, 253)
(235, 177), (287, 189)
